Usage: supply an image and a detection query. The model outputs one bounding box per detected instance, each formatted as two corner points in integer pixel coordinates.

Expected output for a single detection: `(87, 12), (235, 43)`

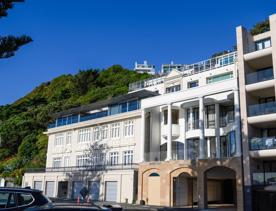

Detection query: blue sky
(0, 0), (275, 105)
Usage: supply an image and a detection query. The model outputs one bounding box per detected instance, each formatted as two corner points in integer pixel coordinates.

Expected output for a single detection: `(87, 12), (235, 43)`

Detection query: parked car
(0, 187), (52, 210)
(24, 204), (111, 211)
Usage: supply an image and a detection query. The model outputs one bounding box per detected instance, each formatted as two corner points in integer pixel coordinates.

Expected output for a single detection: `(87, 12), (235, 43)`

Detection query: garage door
(45, 181), (55, 197)
(72, 181), (84, 199)
(89, 181), (100, 201)
(105, 181), (117, 202)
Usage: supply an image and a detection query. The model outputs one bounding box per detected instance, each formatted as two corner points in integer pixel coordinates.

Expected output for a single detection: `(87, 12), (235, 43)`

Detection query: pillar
(199, 97), (205, 159)
(167, 104), (172, 160)
(234, 89), (242, 156)
(140, 109), (145, 162)
(215, 103), (221, 158)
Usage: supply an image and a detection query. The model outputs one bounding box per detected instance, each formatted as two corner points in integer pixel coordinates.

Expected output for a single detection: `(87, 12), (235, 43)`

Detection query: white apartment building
(22, 90), (158, 203)
(130, 52), (244, 211)
(161, 62), (187, 74)
(134, 61), (156, 75)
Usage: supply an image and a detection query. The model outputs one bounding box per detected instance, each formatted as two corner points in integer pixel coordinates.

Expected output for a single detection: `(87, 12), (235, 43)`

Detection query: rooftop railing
(129, 51), (237, 92)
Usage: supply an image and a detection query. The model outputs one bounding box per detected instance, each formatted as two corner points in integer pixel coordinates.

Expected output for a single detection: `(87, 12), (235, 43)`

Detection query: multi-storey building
(129, 52), (243, 210)
(22, 90), (158, 203)
(161, 62), (187, 74)
(236, 14), (276, 211)
(134, 61), (156, 75)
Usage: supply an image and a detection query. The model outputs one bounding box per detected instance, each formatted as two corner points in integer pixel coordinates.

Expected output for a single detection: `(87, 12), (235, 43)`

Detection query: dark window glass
(188, 80), (198, 88)
(128, 100), (139, 111)
(121, 102), (128, 113)
(17, 193), (33, 206)
(0, 192), (16, 208)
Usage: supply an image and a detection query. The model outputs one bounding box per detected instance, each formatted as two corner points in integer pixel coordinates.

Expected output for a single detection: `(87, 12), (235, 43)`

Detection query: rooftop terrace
(129, 51), (237, 92)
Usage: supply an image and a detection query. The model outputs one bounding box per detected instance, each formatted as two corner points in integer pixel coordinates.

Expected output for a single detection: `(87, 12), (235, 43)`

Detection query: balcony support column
(183, 108), (188, 160)
(199, 97), (206, 159)
(189, 107), (193, 130)
(166, 103), (172, 160)
(140, 109), (146, 162)
(215, 103), (221, 159)
(234, 89), (242, 156)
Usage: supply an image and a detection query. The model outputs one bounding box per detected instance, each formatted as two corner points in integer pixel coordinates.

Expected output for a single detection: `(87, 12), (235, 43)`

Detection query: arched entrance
(173, 173), (196, 207)
(205, 166), (236, 209)
(147, 172), (160, 205)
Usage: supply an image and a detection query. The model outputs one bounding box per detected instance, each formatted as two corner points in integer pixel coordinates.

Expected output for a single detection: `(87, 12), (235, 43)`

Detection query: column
(207, 138), (211, 158)
(189, 107), (193, 130)
(234, 89), (242, 156)
(140, 109), (145, 162)
(199, 97), (205, 159)
(215, 103), (221, 158)
(166, 104), (172, 160)
(183, 108), (188, 160)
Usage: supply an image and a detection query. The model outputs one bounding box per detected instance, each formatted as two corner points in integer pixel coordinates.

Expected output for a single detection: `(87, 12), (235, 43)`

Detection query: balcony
(252, 172), (276, 186)
(161, 124), (180, 138)
(246, 68), (274, 85)
(249, 137), (276, 158)
(248, 101), (276, 117)
(25, 163), (138, 173)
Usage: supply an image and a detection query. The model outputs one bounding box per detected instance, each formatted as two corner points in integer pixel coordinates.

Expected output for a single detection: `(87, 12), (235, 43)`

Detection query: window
(91, 153), (106, 165)
(101, 125), (108, 140)
(34, 181), (42, 190)
(207, 72), (233, 84)
(163, 109), (179, 125)
(64, 156), (70, 167)
(76, 155), (90, 166)
(123, 150), (133, 165)
(52, 157), (61, 168)
(66, 131), (72, 145)
(124, 120), (134, 137)
(0, 192), (16, 208)
(166, 84), (181, 93)
(220, 131), (236, 158)
(78, 128), (91, 143)
(109, 152), (119, 165)
(93, 127), (100, 141)
(206, 105), (215, 128)
(220, 105), (234, 127)
(255, 38), (271, 51)
(128, 100), (139, 111)
(17, 193), (34, 206)
(54, 133), (64, 146)
(110, 123), (120, 139)
(188, 80), (198, 88)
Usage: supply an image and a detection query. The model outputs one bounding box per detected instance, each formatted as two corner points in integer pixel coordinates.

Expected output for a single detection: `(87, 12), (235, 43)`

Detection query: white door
(105, 181), (117, 202)
(45, 181), (55, 197)
(89, 181), (100, 201)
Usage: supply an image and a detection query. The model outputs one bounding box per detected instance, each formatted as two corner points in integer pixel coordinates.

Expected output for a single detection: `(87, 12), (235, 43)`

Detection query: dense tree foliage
(250, 19), (270, 36)
(0, 66), (149, 184)
(0, 0), (32, 59)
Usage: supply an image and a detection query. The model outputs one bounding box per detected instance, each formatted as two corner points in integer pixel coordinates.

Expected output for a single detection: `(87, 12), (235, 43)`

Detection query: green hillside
(0, 65), (150, 185)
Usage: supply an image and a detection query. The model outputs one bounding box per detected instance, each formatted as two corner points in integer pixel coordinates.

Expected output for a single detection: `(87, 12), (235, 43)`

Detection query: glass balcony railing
(246, 68), (274, 85)
(248, 101), (276, 117)
(249, 137), (276, 151)
(252, 172), (276, 185)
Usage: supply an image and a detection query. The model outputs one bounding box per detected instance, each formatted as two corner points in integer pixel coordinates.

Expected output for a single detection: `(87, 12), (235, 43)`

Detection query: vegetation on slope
(0, 65), (149, 185)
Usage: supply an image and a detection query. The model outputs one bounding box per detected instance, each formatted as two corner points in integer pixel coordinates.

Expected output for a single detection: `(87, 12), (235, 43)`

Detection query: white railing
(129, 51), (237, 92)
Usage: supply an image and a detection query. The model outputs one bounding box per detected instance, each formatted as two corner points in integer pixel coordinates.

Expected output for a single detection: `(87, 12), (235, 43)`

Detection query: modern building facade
(236, 14), (276, 211)
(22, 90), (157, 203)
(161, 62), (187, 74)
(129, 52), (243, 210)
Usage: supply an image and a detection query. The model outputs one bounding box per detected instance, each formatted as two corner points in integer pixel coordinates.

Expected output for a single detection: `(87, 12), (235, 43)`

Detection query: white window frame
(124, 120), (134, 137)
(123, 150), (133, 165)
(110, 123), (120, 139)
(101, 125), (109, 140)
(76, 154), (90, 167)
(52, 157), (62, 168)
(64, 156), (70, 167)
(109, 152), (119, 165)
(66, 131), (72, 145)
(78, 128), (91, 143)
(54, 133), (64, 146)
(93, 127), (100, 141)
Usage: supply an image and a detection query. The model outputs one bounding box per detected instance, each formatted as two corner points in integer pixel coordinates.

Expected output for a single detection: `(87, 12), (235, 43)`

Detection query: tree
(250, 19), (270, 36)
(0, 0), (32, 59)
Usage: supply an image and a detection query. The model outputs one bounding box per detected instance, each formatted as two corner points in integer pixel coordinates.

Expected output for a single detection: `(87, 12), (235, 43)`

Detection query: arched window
(149, 172), (160, 177)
